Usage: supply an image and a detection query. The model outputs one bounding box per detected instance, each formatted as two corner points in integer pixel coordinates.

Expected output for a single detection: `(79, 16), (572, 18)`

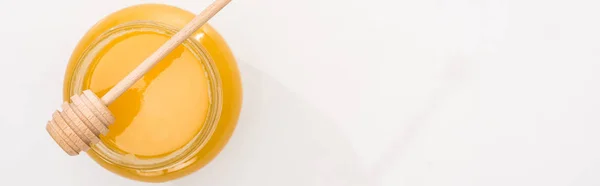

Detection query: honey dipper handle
(101, 0), (232, 105)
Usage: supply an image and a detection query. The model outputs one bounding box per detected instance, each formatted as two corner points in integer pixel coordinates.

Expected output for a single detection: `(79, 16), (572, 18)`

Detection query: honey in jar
(62, 4), (242, 182)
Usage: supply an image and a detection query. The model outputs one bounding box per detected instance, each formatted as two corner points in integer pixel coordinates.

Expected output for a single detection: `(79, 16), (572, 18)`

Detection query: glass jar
(62, 4), (242, 182)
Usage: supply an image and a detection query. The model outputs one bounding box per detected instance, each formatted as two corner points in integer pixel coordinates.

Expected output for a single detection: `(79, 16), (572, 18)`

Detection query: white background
(1, 0), (600, 185)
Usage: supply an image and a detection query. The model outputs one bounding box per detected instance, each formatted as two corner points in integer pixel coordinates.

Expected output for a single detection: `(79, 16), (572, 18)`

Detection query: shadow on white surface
(370, 57), (472, 185)
(172, 63), (369, 186)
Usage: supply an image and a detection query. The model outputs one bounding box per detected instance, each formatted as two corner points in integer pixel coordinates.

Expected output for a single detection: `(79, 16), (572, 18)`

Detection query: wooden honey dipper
(45, 0), (232, 156)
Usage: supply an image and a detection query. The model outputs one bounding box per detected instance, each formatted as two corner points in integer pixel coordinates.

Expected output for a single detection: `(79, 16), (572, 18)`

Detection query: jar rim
(67, 20), (223, 172)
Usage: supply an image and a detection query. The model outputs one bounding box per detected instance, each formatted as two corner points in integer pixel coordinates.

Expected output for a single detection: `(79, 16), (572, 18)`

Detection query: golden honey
(62, 4), (242, 182)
